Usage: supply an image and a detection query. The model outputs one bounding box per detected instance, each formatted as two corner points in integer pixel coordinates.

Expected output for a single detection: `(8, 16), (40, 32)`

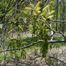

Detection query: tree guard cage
(0, 20), (66, 64)
(0, 0), (66, 66)
(0, 0), (66, 50)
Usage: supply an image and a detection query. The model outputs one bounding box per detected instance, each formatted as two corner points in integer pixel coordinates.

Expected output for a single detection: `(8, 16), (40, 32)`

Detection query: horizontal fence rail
(0, 40), (66, 52)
